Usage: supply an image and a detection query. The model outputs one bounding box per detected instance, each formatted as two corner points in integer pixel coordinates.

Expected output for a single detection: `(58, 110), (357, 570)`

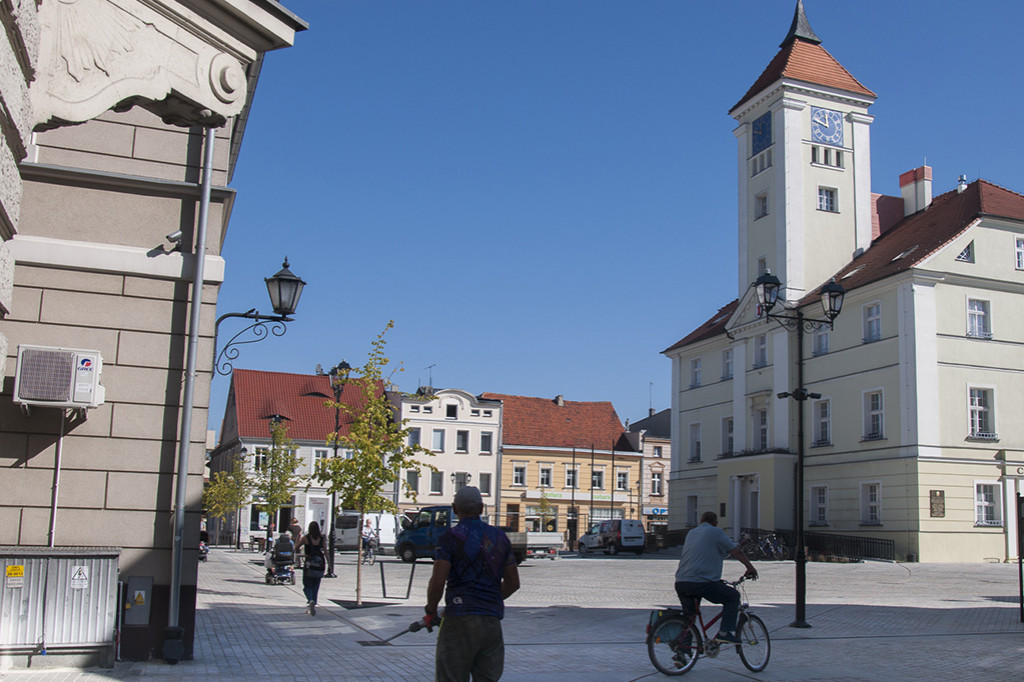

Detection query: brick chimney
(899, 165), (932, 216)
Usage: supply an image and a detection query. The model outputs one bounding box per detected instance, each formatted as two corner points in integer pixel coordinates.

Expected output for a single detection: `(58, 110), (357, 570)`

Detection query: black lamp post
(325, 360), (351, 578)
(752, 270), (845, 629)
(214, 258), (307, 375)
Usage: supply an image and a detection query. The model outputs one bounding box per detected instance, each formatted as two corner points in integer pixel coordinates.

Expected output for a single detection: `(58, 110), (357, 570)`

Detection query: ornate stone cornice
(30, 0), (305, 130)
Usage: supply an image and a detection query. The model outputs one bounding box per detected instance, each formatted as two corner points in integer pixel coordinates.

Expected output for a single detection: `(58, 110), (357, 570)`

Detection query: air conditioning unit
(13, 345), (106, 409)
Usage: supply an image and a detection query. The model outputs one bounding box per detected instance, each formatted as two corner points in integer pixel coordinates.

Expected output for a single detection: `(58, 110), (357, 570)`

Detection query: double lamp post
(752, 270), (845, 629)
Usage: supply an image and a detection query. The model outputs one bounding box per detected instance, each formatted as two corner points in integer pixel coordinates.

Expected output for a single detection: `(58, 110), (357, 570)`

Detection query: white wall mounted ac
(13, 345), (106, 409)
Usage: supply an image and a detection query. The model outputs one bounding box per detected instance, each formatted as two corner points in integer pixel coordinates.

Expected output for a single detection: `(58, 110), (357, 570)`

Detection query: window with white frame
(813, 399), (831, 446)
(431, 429), (445, 452)
(812, 328), (830, 356)
(686, 495), (698, 527)
(975, 482), (1002, 526)
(722, 348), (734, 379)
(690, 358), (702, 388)
(616, 469), (629, 491)
(456, 430), (469, 452)
(1016, 237), (1024, 270)
(591, 468), (605, 490)
(512, 464), (526, 486)
(754, 192), (769, 220)
(653, 446), (663, 458)
(408, 427), (421, 447)
(757, 409), (769, 450)
(254, 447), (269, 472)
(479, 472), (492, 495)
(406, 469), (419, 494)
(968, 387), (996, 439)
(430, 471), (444, 494)
(688, 423), (702, 462)
(753, 334), (768, 368)
(863, 302), (881, 343)
(313, 449), (328, 474)
(651, 472), (663, 496)
(955, 241), (974, 262)
(722, 417), (734, 455)
(810, 485), (829, 526)
(863, 390), (884, 440)
(817, 187), (837, 212)
(860, 482), (881, 524)
(480, 431), (493, 453)
(967, 299), (992, 338)
(539, 465), (552, 488)
(565, 465), (578, 489)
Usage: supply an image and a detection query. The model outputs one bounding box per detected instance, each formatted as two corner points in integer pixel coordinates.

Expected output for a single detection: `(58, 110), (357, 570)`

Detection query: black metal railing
(741, 527), (895, 562)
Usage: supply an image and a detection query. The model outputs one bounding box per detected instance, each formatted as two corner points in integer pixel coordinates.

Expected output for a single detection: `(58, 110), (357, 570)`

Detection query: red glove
(423, 608), (439, 632)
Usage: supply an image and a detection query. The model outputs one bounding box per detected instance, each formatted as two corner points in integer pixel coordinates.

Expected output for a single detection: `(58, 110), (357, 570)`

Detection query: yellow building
(482, 393), (642, 549)
(663, 3), (1023, 562)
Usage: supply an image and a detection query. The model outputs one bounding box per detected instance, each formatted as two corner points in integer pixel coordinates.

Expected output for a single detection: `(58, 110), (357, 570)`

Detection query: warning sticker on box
(5, 564), (24, 589)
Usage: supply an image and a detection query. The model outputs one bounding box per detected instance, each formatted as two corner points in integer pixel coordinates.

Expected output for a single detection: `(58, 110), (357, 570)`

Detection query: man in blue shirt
(426, 486), (520, 681)
(675, 511), (757, 644)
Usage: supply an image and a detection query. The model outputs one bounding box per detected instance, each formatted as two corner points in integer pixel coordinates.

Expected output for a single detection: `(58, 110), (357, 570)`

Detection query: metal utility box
(122, 576), (153, 626)
(0, 547), (120, 668)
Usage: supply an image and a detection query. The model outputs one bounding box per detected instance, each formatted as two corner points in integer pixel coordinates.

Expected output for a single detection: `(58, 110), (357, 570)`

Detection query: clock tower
(730, 0), (876, 303)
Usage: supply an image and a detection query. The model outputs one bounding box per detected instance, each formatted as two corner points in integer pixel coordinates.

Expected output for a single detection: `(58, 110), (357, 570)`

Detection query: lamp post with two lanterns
(324, 360), (352, 579)
(751, 270), (845, 629)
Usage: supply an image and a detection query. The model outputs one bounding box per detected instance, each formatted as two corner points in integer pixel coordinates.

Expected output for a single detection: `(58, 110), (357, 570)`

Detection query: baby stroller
(265, 534), (296, 585)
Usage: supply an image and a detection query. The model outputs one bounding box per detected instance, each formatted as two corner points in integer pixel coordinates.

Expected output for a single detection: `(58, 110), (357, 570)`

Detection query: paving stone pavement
(2, 546), (1023, 681)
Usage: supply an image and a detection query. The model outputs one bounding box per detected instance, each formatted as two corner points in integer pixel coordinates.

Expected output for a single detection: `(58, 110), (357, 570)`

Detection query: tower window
(754, 192), (769, 220)
(818, 187), (838, 212)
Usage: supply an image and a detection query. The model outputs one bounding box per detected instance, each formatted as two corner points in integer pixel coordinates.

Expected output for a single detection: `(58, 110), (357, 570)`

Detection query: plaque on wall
(929, 490), (945, 518)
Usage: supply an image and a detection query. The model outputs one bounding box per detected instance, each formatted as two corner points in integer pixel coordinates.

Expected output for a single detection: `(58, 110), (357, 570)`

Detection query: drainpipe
(165, 124), (215, 663)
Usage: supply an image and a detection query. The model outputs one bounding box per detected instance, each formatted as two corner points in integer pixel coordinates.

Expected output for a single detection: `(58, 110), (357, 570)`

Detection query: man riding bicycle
(675, 511), (758, 644)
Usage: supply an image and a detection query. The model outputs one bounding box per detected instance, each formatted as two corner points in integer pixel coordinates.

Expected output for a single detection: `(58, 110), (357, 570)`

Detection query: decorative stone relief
(31, 0), (251, 129)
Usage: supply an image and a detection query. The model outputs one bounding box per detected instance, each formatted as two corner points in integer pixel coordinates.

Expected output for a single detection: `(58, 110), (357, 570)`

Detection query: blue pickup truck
(395, 505), (560, 563)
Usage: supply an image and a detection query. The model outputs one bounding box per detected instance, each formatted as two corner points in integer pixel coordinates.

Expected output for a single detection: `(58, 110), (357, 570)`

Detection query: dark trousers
(675, 580), (741, 634)
(435, 614), (504, 682)
(302, 573), (322, 604)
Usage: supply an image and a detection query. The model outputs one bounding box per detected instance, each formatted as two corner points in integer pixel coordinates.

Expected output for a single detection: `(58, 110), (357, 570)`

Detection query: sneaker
(309, 603), (316, 616)
(715, 631), (740, 644)
(672, 651), (689, 669)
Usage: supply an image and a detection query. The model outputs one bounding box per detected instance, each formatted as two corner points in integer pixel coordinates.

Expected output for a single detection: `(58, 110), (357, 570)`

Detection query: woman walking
(295, 521), (326, 615)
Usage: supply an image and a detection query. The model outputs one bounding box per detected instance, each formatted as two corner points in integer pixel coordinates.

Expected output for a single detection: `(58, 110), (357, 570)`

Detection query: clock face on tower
(811, 107), (844, 146)
(752, 112), (772, 154)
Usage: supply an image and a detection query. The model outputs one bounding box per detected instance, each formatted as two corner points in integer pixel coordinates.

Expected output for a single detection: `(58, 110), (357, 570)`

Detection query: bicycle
(360, 531), (378, 566)
(646, 576), (770, 675)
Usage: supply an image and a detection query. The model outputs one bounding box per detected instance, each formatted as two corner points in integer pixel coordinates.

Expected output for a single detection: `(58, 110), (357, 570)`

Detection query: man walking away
(425, 486), (520, 682)
(675, 511), (757, 644)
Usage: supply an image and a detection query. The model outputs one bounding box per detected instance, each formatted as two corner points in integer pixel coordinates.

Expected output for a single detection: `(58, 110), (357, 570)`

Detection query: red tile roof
(230, 369), (385, 442)
(479, 393), (633, 451)
(666, 179), (1024, 353)
(732, 38), (875, 114)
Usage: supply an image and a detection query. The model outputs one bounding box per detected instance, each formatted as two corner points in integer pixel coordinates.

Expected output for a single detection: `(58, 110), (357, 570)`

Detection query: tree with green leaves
(316, 321), (434, 605)
(202, 453), (252, 549)
(538, 492), (555, 531)
(251, 419), (304, 542)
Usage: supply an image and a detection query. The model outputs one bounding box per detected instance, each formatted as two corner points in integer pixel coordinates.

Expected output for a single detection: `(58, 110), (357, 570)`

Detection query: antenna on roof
(314, 364), (323, 375)
(425, 363), (436, 388)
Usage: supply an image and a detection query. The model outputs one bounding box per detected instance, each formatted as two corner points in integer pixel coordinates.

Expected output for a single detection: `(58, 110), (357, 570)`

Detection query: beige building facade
(663, 3), (1023, 563)
(0, 0), (305, 664)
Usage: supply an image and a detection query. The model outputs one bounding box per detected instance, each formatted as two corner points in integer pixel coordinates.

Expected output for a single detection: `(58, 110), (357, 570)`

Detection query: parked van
(336, 511), (399, 552)
(578, 519), (645, 555)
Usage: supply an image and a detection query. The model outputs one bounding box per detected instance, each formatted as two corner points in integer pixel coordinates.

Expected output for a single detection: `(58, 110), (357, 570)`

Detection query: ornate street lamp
(214, 258), (307, 375)
(324, 360), (351, 578)
(751, 270), (845, 629)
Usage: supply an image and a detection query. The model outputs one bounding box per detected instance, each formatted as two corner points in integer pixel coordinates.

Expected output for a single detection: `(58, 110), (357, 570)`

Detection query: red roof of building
(480, 393), (633, 451)
(229, 368), (385, 442)
(665, 179), (1024, 353)
(732, 38), (875, 114)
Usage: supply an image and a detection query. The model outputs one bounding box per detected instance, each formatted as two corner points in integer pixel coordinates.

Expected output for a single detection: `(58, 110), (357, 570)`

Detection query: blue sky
(209, 0), (1022, 433)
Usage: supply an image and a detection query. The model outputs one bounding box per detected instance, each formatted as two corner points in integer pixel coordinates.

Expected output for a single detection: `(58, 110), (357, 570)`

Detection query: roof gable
(479, 393), (633, 451)
(732, 38), (875, 115)
(229, 369), (385, 442)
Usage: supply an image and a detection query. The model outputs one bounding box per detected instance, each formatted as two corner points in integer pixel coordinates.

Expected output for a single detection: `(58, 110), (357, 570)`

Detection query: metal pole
(610, 441), (616, 517)
(589, 445), (595, 525)
(570, 447), (576, 547)
(1017, 492), (1022, 623)
(166, 125), (215, 661)
(792, 310), (810, 628)
(47, 410), (67, 547)
(327, 391), (340, 578)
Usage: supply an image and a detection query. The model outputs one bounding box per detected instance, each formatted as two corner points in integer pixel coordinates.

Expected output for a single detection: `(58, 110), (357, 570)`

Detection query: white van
(578, 519), (646, 555)
(336, 511), (399, 552)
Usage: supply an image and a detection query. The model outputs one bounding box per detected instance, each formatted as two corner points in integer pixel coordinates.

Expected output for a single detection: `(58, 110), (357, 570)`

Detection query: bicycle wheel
(736, 614), (770, 672)
(647, 615), (700, 675)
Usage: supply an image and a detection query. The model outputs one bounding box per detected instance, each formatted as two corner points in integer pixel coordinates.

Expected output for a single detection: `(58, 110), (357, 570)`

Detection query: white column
(779, 97), (807, 300)
(849, 112), (875, 254)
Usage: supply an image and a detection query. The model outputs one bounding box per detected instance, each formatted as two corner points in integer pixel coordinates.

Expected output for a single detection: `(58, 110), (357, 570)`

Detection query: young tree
(251, 419), (304, 543)
(316, 321), (434, 605)
(203, 454), (252, 549)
